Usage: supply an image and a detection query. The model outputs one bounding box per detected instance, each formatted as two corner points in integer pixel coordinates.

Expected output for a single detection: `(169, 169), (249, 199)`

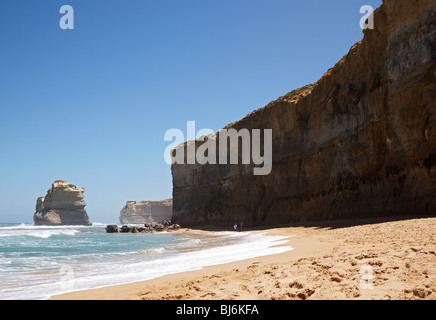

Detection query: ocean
(0, 223), (292, 300)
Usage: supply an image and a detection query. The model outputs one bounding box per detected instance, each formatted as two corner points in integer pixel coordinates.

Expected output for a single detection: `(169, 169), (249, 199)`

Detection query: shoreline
(50, 216), (436, 300)
(47, 228), (293, 300)
(48, 230), (295, 300)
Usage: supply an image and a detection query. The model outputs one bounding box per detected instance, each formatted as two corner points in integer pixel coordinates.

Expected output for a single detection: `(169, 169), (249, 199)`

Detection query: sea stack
(119, 199), (172, 224)
(33, 180), (92, 226)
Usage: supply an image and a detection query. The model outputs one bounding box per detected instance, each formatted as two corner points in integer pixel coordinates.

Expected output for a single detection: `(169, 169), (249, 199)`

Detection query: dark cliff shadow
(254, 215), (436, 232)
(187, 215), (435, 232)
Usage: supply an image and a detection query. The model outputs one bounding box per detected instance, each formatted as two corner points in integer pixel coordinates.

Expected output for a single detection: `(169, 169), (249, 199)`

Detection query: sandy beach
(50, 216), (436, 300)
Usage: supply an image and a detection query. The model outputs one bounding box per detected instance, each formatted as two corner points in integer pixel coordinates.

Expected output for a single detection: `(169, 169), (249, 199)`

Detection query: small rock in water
(105, 225), (118, 233)
(106, 221), (182, 233)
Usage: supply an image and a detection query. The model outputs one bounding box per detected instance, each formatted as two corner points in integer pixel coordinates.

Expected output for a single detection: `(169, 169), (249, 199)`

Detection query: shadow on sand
(189, 215), (436, 233)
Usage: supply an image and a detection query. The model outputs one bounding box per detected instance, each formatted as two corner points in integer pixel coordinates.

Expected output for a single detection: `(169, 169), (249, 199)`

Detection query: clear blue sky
(0, 0), (382, 223)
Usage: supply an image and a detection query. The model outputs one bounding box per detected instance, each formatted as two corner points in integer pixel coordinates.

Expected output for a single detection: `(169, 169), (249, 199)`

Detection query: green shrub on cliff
(283, 83), (316, 101)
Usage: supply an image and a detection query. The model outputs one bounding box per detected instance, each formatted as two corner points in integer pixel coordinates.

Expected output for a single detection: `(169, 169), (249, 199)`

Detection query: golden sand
(50, 216), (436, 300)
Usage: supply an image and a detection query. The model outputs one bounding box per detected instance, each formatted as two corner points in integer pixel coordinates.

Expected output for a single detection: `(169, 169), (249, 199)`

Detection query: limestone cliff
(119, 199), (172, 224)
(171, 0), (436, 227)
(33, 180), (92, 226)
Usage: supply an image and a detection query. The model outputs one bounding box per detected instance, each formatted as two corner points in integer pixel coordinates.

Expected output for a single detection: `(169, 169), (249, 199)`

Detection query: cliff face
(171, 0), (436, 227)
(119, 199), (173, 224)
(34, 180), (92, 226)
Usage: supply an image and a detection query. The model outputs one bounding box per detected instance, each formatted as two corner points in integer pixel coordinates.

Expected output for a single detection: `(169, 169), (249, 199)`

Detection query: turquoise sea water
(0, 223), (292, 300)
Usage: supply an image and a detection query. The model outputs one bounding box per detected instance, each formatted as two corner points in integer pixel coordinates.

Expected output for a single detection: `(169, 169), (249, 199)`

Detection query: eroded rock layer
(33, 180), (92, 226)
(119, 199), (173, 224)
(171, 0), (436, 227)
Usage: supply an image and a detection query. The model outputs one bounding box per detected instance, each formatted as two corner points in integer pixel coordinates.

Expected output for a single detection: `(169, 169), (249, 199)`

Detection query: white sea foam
(0, 226), (81, 238)
(174, 237), (202, 247)
(137, 247), (166, 255)
(47, 233), (292, 298)
(0, 225), (293, 300)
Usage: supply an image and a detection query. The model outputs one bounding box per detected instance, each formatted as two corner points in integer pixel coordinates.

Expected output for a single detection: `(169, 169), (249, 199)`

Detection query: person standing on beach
(234, 224), (238, 231)
(240, 221), (243, 232)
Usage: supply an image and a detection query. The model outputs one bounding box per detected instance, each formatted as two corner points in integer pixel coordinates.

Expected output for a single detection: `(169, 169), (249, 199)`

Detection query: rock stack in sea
(33, 180), (92, 226)
(105, 220), (181, 233)
(119, 199), (173, 224)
